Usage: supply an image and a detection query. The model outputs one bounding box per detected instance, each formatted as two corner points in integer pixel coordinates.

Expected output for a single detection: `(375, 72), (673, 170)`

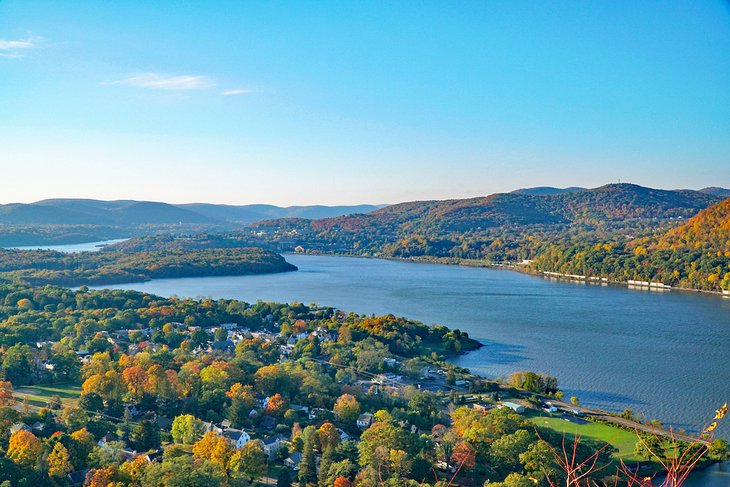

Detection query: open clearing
(13, 384), (82, 409)
(526, 410), (643, 462)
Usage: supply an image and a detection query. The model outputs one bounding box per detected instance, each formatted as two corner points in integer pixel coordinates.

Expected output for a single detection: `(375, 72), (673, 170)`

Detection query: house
(309, 408), (332, 421)
(30, 421), (47, 433)
(357, 413), (374, 429)
(501, 402), (525, 414)
(373, 373), (401, 385)
(382, 357), (398, 368)
(156, 415), (174, 431)
(294, 246), (305, 253)
(10, 423), (31, 434)
(473, 402), (496, 413)
(259, 415), (277, 431)
(209, 340), (235, 353)
(542, 402), (558, 413)
(257, 395), (271, 409)
(262, 435), (286, 457)
(284, 451), (303, 470)
(202, 422), (223, 434)
(290, 404), (309, 414)
(337, 428), (351, 441)
(222, 428), (251, 449)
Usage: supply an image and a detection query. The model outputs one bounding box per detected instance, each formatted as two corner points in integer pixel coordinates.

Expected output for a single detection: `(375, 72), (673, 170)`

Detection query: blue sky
(1, 1), (729, 205)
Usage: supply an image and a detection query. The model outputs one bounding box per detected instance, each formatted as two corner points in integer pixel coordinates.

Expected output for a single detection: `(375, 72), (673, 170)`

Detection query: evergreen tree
(277, 468), (292, 487)
(299, 431), (317, 486)
(318, 445), (335, 487)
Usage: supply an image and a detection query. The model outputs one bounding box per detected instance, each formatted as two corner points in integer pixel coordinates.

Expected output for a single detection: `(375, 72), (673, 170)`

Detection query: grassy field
(526, 410), (642, 462)
(13, 383), (82, 409)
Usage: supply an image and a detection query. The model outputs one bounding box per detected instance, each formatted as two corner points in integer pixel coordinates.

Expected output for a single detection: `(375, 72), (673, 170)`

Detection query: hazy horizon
(2, 1), (729, 205)
(0, 181), (726, 207)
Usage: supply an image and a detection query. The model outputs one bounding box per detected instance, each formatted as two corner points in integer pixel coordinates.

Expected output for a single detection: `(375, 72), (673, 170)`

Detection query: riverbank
(291, 250), (730, 298)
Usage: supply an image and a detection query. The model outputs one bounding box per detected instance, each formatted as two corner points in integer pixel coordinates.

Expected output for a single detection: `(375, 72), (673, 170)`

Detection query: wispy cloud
(104, 73), (215, 90)
(222, 88), (255, 96)
(0, 35), (44, 58)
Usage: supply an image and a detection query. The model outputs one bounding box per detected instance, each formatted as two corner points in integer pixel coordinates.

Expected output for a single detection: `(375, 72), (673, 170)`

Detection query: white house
(262, 435), (286, 457)
(357, 413), (374, 429)
(222, 428), (251, 449)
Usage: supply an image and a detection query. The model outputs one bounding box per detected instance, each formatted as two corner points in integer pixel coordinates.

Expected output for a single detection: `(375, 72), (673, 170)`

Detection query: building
(10, 423), (31, 434)
(473, 402), (496, 413)
(357, 413), (374, 429)
(262, 435), (286, 457)
(284, 451), (303, 470)
(222, 428), (251, 449)
(501, 402), (525, 414)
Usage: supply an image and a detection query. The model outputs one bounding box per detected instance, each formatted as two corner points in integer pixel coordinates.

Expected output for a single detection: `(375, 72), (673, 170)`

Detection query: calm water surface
(100, 254), (730, 440)
(9, 238), (127, 253)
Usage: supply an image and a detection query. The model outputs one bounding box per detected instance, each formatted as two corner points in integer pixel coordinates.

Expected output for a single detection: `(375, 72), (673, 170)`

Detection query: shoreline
(287, 250), (730, 298)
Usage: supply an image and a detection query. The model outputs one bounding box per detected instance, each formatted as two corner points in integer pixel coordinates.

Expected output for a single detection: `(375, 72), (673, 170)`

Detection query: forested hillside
(238, 185), (729, 291)
(0, 247), (296, 287)
(533, 198), (730, 291)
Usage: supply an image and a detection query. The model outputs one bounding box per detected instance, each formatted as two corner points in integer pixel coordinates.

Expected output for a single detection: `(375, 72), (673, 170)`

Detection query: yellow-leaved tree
(48, 443), (73, 477)
(7, 429), (43, 468)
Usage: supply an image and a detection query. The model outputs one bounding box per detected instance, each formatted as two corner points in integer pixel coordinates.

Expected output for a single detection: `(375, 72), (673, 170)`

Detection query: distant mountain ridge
(0, 199), (385, 226)
(698, 187), (730, 198)
(178, 202), (385, 224)
(510, 186), (585, 195)
(253, 183), (721, 237)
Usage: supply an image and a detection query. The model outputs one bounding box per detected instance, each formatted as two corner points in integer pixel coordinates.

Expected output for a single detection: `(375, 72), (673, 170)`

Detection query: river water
(9, 238), (127, 253)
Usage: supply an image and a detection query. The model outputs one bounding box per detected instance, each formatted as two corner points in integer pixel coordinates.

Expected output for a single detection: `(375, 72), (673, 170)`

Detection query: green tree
(299, 428), (318, 486)
(141, 456), (224, 486)
(277, 467), (293, 487)
(171, 414), (204, 445)
(709, 439), (728, 460)
(214, 328), (228, 342)
(231, 440), (267, 483)
(489, 429), (535, 475)
(132, 419), (161, 451)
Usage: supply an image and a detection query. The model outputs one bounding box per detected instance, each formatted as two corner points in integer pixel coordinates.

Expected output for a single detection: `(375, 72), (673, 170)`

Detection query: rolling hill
(249, 184), (721, 242)
(698, 187), (730, 198)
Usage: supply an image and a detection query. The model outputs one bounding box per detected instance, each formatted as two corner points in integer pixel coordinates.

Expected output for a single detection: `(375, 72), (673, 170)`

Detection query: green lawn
(13, 383), (82, 409)
(526, 410), (642, 462)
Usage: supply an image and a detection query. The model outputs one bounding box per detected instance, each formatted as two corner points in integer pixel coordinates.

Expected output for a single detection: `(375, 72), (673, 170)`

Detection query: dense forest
(531, 198), (730, 291)
(0, 247), (296, 287)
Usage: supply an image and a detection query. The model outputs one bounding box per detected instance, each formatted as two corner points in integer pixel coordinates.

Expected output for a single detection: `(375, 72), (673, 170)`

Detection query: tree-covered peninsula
(0, 247), (296, 287)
